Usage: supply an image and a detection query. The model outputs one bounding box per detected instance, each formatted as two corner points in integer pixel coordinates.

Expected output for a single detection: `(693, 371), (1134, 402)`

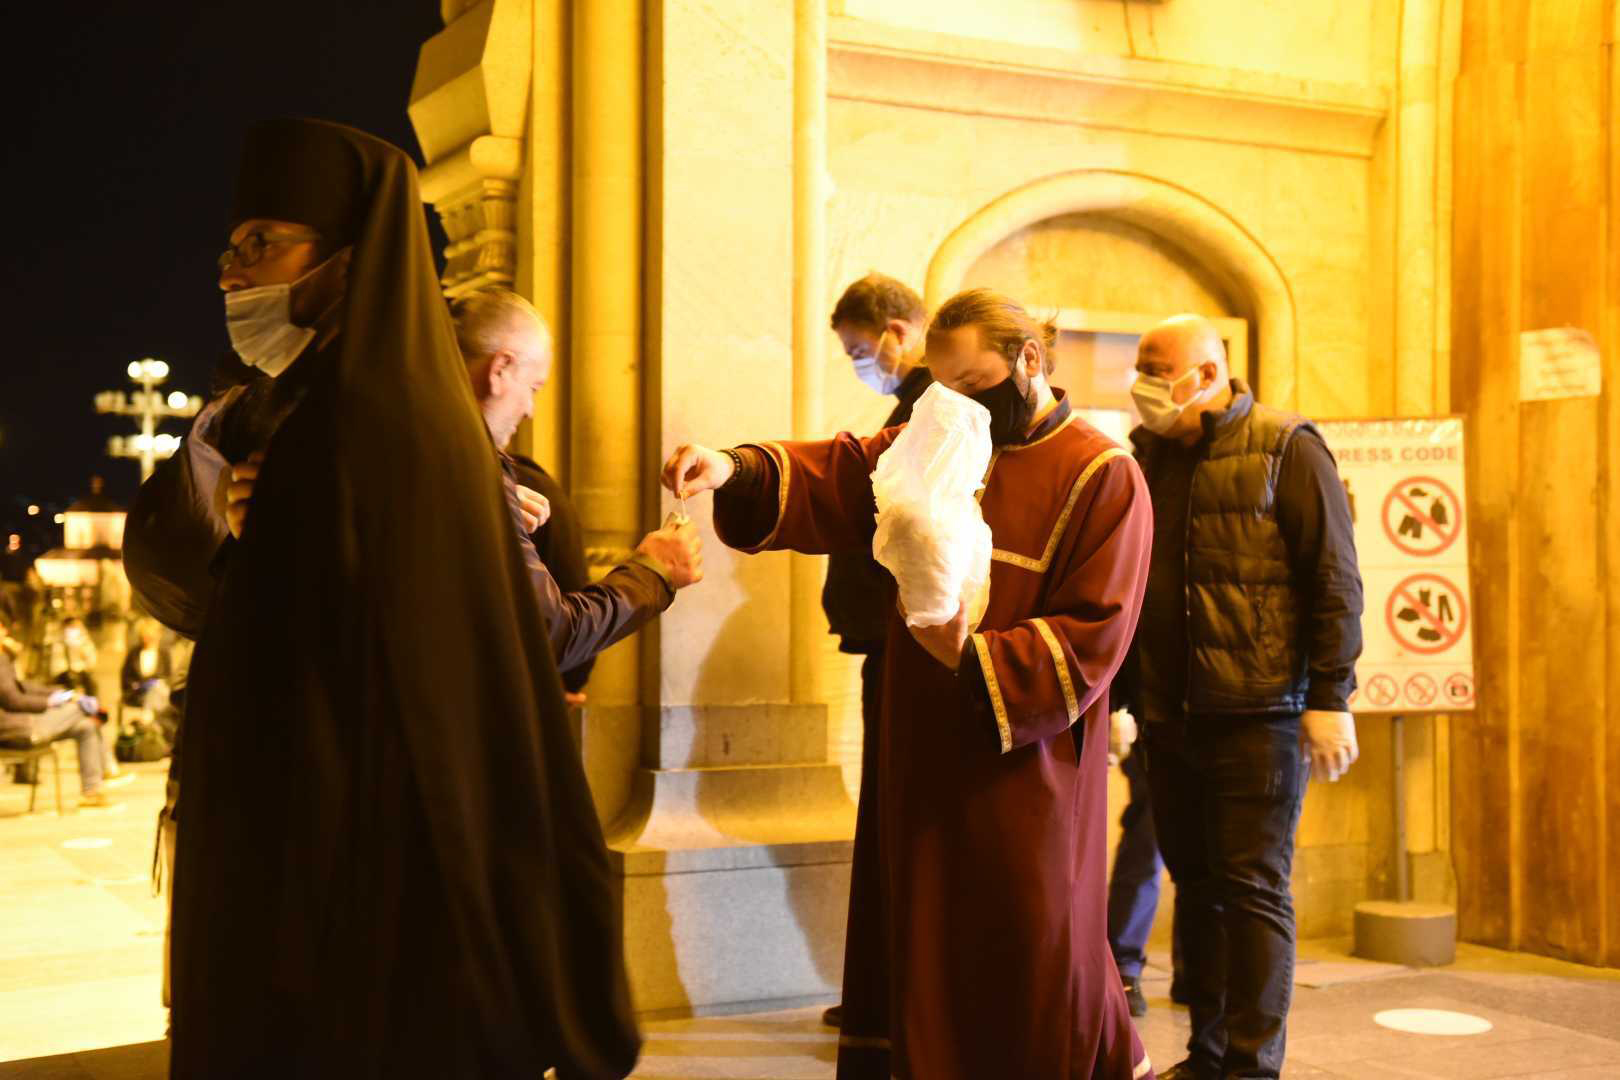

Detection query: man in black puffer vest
(1120, 315), (1363, 1080)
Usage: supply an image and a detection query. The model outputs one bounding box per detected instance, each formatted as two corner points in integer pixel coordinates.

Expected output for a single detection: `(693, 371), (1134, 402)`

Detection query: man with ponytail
(661, 288), (1156, 1080)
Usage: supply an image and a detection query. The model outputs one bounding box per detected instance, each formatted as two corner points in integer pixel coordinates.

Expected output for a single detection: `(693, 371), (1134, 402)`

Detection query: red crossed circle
(1444, 672), (1475, 706)
(1385, 573), (1469, 656)
(1382, 476), (1462, 558)
(1405, 673), (1439, 707)
(1364, 674), (1399, 709)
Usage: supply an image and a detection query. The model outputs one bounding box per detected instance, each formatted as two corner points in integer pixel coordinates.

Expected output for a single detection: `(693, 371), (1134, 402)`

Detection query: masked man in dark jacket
(1121, 315), (1363, 1080)
(818, 273), (931, 1034)
(449, 285), (703, 697)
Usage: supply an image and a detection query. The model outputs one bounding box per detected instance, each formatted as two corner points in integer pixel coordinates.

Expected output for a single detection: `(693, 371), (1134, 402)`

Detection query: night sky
(1, 1), (445, 555)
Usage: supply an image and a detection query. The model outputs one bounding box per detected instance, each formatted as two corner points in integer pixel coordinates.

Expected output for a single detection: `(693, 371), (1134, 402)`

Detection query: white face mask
(223, 257), (335, 377)
(1131, 367), (1210, 434)
(852, 330), (903, 396)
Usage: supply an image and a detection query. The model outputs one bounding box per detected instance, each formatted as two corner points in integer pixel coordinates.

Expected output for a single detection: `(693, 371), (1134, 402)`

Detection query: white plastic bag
(871, 382), (994, 628)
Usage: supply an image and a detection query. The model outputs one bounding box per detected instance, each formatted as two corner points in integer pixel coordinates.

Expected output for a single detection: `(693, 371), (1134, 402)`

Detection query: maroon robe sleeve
(967, 452), (1152, 754)
(713, 430), (901, 556)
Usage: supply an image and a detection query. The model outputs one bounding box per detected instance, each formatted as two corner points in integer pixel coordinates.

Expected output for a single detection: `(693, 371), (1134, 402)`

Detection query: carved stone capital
(409, 0), (532, 297)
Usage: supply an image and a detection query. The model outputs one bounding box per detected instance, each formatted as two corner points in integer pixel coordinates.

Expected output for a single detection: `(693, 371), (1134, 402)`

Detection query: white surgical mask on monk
(853, 331), (903, 396)
(223, 258), (336, 377)
(1132, 367), (1210, 434)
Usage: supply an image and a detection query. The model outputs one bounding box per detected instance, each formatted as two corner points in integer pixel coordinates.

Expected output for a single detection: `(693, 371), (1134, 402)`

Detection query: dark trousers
(1106, 748), (1162, 979)
(1142, 715), (1308, 1080)
(837, 650), (890, 1066)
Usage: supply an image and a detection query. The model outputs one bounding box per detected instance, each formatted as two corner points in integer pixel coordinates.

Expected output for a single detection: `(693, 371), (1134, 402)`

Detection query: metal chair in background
(0, 742), (65, 815)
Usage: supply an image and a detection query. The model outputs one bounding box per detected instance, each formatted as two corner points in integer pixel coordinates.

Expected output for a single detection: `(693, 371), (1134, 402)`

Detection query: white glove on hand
(1301, 709), (1359, 782)
(47, 689), (76, 709)
(1107, 708), (1138, 768)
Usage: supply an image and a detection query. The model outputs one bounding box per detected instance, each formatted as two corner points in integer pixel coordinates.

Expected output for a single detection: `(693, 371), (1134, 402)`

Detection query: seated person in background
(0, 601), (112, 807)
(53, 616), (125, 782)
(121, 618), (173, 715)
(50, 617), (101, 701)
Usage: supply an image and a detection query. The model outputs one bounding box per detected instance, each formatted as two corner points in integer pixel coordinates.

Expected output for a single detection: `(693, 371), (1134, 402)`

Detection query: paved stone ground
(4, 759), (1619, 1079)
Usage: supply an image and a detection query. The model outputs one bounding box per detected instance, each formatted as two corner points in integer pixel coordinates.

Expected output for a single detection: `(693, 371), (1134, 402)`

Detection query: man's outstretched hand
(636, 517), (705, 589)
(661, 444), (735, 499)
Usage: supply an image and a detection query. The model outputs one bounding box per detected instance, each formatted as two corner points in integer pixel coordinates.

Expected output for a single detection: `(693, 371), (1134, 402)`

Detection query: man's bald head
(1137, 315), (1228, 381)
(1133, 314), (1234, 442)
(451, 287), (552, 450)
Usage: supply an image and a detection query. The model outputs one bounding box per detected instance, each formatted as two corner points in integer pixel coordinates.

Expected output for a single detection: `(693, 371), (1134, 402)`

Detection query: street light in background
(96, 357), (202, 482)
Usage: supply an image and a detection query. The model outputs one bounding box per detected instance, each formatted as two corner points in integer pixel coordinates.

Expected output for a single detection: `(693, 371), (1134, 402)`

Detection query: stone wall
(411, 0), (1477, 1007)
(818, 1), (1456, 940)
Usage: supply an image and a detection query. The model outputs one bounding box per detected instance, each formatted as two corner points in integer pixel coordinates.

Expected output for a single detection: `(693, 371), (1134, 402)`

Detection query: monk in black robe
(122, 118), (640, 1079)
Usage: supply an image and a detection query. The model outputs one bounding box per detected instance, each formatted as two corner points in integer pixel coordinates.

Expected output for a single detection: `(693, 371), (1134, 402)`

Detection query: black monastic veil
(157, 119), (640, 1078)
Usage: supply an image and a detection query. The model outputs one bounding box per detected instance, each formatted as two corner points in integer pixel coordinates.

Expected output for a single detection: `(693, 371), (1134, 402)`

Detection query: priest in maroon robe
(662, 288), (1156, 1080)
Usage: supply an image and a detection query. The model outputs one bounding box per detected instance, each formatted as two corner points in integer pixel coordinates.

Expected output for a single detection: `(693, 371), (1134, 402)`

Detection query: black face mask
(971, 367), (1036, 446)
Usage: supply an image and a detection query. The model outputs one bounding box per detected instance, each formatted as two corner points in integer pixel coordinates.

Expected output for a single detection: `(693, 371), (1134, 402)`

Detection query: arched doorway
(925, 169), (1299, 409)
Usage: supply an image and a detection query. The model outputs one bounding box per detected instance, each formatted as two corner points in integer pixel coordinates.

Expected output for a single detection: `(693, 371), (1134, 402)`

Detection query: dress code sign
(1317, 418), (1476, 714)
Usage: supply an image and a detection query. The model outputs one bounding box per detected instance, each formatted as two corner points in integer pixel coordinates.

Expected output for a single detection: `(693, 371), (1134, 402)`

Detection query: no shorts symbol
(1383, 476), (1462, 558)
(1386, 573), (1469, 656)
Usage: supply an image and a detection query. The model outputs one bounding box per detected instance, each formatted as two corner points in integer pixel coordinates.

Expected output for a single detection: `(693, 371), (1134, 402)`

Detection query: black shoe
(1121, 976), (1147, 1017)
(1157, 1062), (1207, 1080)
(821, 1004), (843, 1029)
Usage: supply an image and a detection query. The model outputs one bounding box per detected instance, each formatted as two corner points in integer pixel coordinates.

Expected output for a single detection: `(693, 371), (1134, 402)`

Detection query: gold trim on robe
(735, 441), (794, 553)
(999, 409), (1077, 452)
(975, 448), (1003, 504)
(1031, 617), (1080, 724)
(1134, 1053), (1153, 1079)
(838, 1034), (892, 1051)
(992, 447), (1128, 572)
(971, 632), (1014, 754)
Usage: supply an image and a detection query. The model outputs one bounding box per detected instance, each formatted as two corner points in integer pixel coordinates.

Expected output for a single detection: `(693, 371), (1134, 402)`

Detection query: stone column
(1449, 0), (1620, 965)
(410, 0), (545, 457)
(408, 0), (532, 300)
(519, 0), (570, 474)
(790, 0), (829, 707)
(605, 0), (854, 1016)
(559, 0), (653, 834)
(417, 0), (854, 1015)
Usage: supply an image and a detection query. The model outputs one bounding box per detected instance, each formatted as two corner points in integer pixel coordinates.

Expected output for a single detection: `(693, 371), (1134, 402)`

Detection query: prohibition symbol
(1364, 674), (1399, 709)
(1382, 476), (1462, 558)
(1386, 572), (1469, 656)
(1445, 672), (1475, 706)
(1405, 673), (1439, 707)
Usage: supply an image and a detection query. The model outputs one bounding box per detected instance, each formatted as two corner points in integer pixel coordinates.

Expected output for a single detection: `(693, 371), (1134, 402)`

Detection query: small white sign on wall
(1520, 327), (1601, 402)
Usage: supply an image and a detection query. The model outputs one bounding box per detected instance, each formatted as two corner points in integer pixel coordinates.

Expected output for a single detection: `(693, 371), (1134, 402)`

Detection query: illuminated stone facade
(410, 0), (1482, 1008)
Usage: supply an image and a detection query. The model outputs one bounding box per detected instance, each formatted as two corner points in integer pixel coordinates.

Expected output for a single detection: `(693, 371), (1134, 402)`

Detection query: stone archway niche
(925, 170), (1299, 408)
